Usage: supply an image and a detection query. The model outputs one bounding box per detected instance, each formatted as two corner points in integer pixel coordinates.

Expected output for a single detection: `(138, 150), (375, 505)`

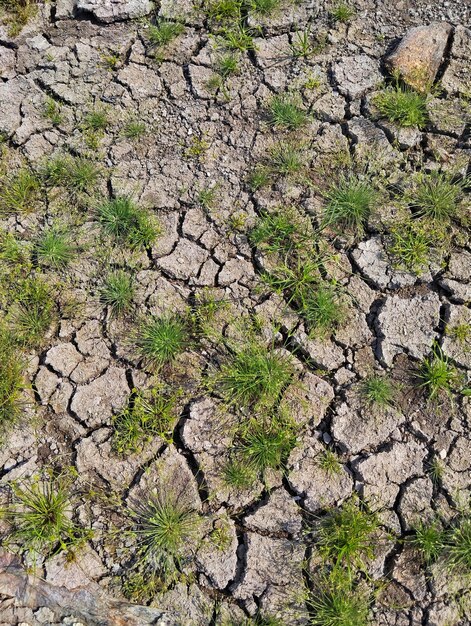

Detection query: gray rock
(397, 476), (433, 530)
(332, 387), (404, 454)
(375, 292), (441, 366)
(355, 440), (426, 510)
(392, 547), (427, 602)
(70, 367), (129, 427)
(287, 437), (353, 513)
(352, 236), (418, 290)
(196, 515), (238, 589)
(243, 488), (302, 536)
(45, 343), (83, 378)
(290, 329), (345, 371)
(35, 367), (60, 404)
(75, 0), (153, 22)
(385, 23), (452, 92)
(439, 249), (471, 303)
(45, 546), (106, 590)
(280, 372), (334, 427)
(348, 118), (399, 166)
(311, 91), (346, 123)
(442, 26), (471, 95)
(116, 63), (162, 99)
(156, 239), (209, 281)
(332, 55), (382, 99)
(442, 304), (471, 369)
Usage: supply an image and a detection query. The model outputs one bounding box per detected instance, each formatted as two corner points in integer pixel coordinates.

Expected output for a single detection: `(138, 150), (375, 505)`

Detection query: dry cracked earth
(0, 0), (470, 625)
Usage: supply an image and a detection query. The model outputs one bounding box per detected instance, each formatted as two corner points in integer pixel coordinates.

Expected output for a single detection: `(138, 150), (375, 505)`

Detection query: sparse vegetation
(34, 226), (75, 269)
(270, 141), (306, 176)
(0, 325), (26, 433)
(11, 277), (55, 347)
(148, 20), (184, 48)
(374, 83), (428, 128)
(388, 220), (434, 273)
(360, 375), (395, 407)
(410, 519), (445, 564)
(267, 94), (308, 130)
(43, 155), (100, 196)
(330, 2), (355, 22)
(100, 270), (134, 316)
(322, 175), (378, 233)
(97, 196), (159, 249)
(122, 119), (147, 139)
(417, 346), (460, 400)
(83, 108), (109, 131)
(318, 448), (342, 476)
(0, 168), (40, 214)
(408, 171), (468, 223)
(137, 314), (189, 369)
(309, 569), (370, 626)
(223, 457), (258, 489)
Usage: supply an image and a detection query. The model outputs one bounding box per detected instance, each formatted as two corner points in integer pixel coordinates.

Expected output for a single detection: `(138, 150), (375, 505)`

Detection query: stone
(385, 23), (452, 92)
(352, 236), (418, 290)
(348, 118), (399, 167)
(75, 0), (153, 22)
(45, 343), (83, 378)
(70, 367), (129, 427)
(439, 249), (471, 303)
(35, 366), (60, 404)
(156, 239), (209, 281)
(45, 546), (106, 590)
(442, 26), (471, 95)
(280, 371), (334, 427)
(290, 329), (345, 371)
(311, 91), (346, 123)
(196, 515), (238, 589)
(355, 440), (426, 510)
(287, 437), (353, 512)
(375, 292), (441, 366)
(442, 304), (471, 370)
(397, 476), (433, 530)
(116, 63), (162, 99)
(243, 488), (302, 536)
(332, 55), (382, 99)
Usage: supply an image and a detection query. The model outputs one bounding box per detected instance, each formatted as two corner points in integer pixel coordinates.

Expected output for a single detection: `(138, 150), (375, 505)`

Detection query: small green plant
(388, 221), (433, 274)
(205, 0), (242, 21)
(322, 175), (377, 233)
(426, 456), (444, 484)
(34, 226), (75, 269)
(221, 25), (256, 52)
(129, 492), (199, 581)
(267, 94), (308, 131)
(184, 134), (210, 160)
(122, 119), (147, 140)
(270, 141), (305, 176)
(97, 196), (159, 249)
(408, 171), (468, 223)
(309, 570), (370, 626)
(318, 448), (341, 476)
(237, 416), (297, 474)
(12, 277), (55, 347)
(216, 52), (239, 77)
(148, 20), (184, 47)
(417, 346), (459, 400)
(100, 270), (134, 316)
(447, 323), (471, 346)
(410, 519), (445, 564)
(210, 342), (294, 409)
(248, 166), (271, 191)
(249, 209), (310, 254)
(44, 98), (62, 126)
(317, 498), (380, 570)
(374, 83), (428, 128)
(290, 27), (313, 58)
(301, 283), (344, 335)
(0, 325), (26, 432)
(136, 314), (189, 369)
(330, 2), (355, 22)
(112, 387), (179, 453)
(1, 476), (90, 557)
(0, 0), (38, 36)
(82, 108), (109, 132)
(223, 457), (258, 489)
(0, 168), (40, 214)
(447, 518), (471, 572)
(197, 185), (218, 209)
(249, 0), (281, 16)
(43, 155), (100, 196)
(360, 375), (395, 407)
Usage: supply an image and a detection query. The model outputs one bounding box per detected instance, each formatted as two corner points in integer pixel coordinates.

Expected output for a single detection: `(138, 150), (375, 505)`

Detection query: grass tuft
(237, 415), (297, 474)
(417, 345), (460, 400)
(360, 375), (395, 407)
(322, 175), (377, 233)
(309, 569), (370, 626)
(136, 314), (189, 369)
(43, 155), (100, 196)
(330, 2), (355, 22)
(409, 171), (468, 223)
(0, 325), (26, 433)
(270, 141), (305, 176)
(34, 226), (75, 269)
(318, 448), (342, 476)
(0, 168), (40, 214)
(98, 196), (159, 249)
(374, 84), (428, 128)
(11, 277), (55, 348)
(100, 270), (134, 316)
(223, 457), (258, 489)
(388, 220), (433, 274)
(267, 94), (308, 130)
(410, 519), (445, 564)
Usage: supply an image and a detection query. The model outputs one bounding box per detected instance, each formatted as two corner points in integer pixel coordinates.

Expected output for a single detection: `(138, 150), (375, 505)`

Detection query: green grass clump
(317, 498), (380, 570)
(204, 0), (243, 22)
(417, 346), (460, 400)
(330, 2), (355, 22)
(447, 323), (471, 346)
(223, 457), (258, 489)
(374, 84), (428, 128)
(137, 314), (189, 369)
(248, 166), (271, 191)
(309, 570), (370, 626)
(100, 270), (134, 316)
(0, 0), (38, 36)
(122, 119), (147, 139)
(270, 141), (305, 176)
(83, 108), (109, 131)
(1, 477), (90, 557)
(318, 448), (342, 476)
(112, 387), (179, 453)
(360, 375), (395, 407)
(250, 0), (280, 16)
(447, 519), (471, 572)
(129, 492), (199, 581)
(44, 98), (62, 126)
(249, 209), (310, 254)
(210, 342), (294, 409)
(237, 416), (297, 474)
(220, 25), (256, 51)
(216, 52), (239, 77)
(300, 283), (344, 334)
(267, 94), (308, 131)
(0, 168), (40, 214)
(322, 175), (377, 233)
(388, 220), (433, 274)
(34, 226), (75, 269)
(148, 20), (184, 47)
(98, 196), (159, 249)
(43, 155), (100, 196)
(0, 325), (25, 432)
(12, 277), (55, 348)
(290, 28), (314, 59)
(409, 171), (468, 223)
(410, 519), (445, 564)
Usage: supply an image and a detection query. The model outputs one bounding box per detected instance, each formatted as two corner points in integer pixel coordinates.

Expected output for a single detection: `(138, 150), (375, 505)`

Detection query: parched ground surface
(0, 0), (470, 625)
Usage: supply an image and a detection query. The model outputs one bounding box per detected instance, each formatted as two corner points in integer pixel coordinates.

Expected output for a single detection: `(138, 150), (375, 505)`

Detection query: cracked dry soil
(0, 0), (470, 625)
